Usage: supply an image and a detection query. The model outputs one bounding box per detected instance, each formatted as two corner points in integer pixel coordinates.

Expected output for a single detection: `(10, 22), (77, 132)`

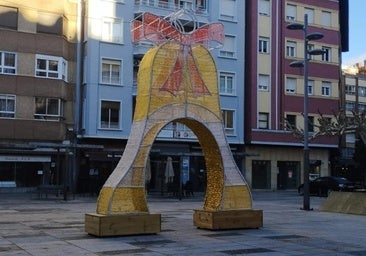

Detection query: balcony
(157, 122), (197, 141)
(133, 41), (154, 56)
(134, 0), (208, 15)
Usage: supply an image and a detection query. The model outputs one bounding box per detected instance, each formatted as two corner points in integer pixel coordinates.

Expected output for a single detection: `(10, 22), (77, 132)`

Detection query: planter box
(193, 209), (263, 230)
(85, 213), (161, 237)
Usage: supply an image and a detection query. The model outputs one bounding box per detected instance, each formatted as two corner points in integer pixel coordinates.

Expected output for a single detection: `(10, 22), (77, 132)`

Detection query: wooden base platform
(320, 191), (366, 215)
(85, 213), (161, 237)
(193, 209), (263, 230)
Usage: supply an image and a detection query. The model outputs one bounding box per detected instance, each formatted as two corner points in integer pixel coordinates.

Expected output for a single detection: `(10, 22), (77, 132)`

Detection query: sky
(341, 0), (366, 66)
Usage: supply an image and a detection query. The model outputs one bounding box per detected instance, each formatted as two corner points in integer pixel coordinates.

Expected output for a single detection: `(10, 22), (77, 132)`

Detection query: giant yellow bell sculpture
(85, 12), (262, 237)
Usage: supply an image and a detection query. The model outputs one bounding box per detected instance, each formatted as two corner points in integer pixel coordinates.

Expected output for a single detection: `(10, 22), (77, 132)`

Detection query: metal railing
(134, 0), (207, 14)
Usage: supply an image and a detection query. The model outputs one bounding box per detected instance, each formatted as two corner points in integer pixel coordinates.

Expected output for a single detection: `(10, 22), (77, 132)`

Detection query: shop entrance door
(277, 161), (300, 190)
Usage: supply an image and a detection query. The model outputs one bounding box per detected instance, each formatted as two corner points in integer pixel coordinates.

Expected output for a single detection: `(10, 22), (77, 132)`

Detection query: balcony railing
(134, 0), (207, 14)
(157, 122), (197, 140)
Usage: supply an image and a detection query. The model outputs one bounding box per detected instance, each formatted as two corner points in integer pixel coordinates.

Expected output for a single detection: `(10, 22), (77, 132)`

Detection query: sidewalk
(0, 191), (365, 255)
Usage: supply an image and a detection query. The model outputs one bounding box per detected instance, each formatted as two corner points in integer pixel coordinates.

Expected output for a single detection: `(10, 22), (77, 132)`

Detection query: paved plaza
(0, 191), (365, 255)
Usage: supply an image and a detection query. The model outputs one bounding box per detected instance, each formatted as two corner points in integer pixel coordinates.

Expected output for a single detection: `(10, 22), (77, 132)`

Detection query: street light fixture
(287, 14), (325, 211)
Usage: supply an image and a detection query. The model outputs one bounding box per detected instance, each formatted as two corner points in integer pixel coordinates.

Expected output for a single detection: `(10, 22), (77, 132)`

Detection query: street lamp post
(287, 14), (325, 211)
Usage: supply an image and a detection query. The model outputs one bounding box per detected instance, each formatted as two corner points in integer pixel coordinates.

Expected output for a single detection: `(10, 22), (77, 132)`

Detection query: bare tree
(316, 110), (366, 145)
(284, 110), (366, 144)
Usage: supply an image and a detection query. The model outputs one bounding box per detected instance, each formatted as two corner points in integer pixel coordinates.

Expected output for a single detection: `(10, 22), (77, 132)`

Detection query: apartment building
(337, 63), (366, 183)
(244, 0), (348, 190)
(78, 0), (245, 194)
(0, 1), (78, 191)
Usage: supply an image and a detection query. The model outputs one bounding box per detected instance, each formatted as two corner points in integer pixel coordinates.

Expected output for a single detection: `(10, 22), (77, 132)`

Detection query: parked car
(298, 176), (357, 197)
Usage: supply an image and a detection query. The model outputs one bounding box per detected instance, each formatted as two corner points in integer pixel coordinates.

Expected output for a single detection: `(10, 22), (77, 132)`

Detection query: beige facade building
(0, 1), (77, 190)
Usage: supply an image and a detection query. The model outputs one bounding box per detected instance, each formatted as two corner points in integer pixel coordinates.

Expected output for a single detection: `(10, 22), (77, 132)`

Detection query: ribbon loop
(131, 12), (224, 97)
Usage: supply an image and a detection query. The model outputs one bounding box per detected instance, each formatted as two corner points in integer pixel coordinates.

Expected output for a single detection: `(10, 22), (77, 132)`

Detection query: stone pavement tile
(6, 235), (59, 246)
(0, 223), (36, 236)
(0, 251), (31, 256)
(17, 240), (95, 256)
(43, 228), (89, 240)
(68, 238), (141, 253)
(0, 238), (12, 247)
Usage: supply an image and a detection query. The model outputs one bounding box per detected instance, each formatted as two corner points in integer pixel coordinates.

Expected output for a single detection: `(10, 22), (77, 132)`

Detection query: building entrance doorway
(277, 161), (300, 190)
(252, 160), (271, 189)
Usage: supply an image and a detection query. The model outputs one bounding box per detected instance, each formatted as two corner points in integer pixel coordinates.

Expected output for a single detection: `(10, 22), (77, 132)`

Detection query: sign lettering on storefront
(0, 155), (51, 162)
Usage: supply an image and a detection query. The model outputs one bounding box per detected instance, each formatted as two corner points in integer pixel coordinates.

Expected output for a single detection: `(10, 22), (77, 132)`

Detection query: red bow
(131, 12), (224, 96)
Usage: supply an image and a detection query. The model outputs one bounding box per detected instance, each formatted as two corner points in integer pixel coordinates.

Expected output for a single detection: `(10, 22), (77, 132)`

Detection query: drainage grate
(346, 251), (366, 256)
(204, 232), (242, 237)
(220, 248), (275, 255)
(14, 208), (59, 212)
(3, 233), (46, 238)
(265, 235), (307, 240)
(128, 239), (175, 246)
(0, 221), (17, 224)
(0, 247), (12, 252)
(98, 248), (151, 255)
(161, 229), (176, 232)
(63, 235), (94, 240)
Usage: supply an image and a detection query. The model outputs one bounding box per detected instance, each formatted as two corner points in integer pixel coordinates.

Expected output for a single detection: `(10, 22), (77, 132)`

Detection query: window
(286, 77), (296, 93)
(258, 74), (270, 91)
(144, 0), (155, 6)
(100, 100), (120, 129)
(286, 41), (296, 57)
(345, 85), (356, 95)
(304, 8), (314, 24)
(0, 94), (15, 118)
(222, 109), (234, 135)
(322, 47), (331, 62)
(102, 18), (123, 44)
(220, 35), (236, 58)
(307, 44), (314, 60)
(35, 55), (67, 81)
(308, 116), (314, 132)
(196, 0), (207, 12)
(179, 0), (192, 9)
(219, 72), (235, 95)
(259, 0), (270, 16)
(101, 58), (122, 85)
(220, 0), (236, 21)
(346, 133), (356, 144)
(259, 37), (269, 53)
(158, 0), (169, 9)
(321, 81), (331, 96)
(321, 11), (331, 27)
(359, 103), (366, 112)
(359, 86), (366, 97)
(342, 147), (355, 159)
(34, 97), (63, 120)
(286, 114), (296, 130)
(345, 101), (355, 111)
(286, 4), (296, 21)
(0, 5), (18, 30)
(0, 51), (16, 74)
(258, 112), (269, 129)
(308, 80), (314, 95)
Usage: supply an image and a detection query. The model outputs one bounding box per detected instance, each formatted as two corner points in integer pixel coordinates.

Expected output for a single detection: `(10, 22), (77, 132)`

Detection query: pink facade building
(244, 0), (348, 190)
